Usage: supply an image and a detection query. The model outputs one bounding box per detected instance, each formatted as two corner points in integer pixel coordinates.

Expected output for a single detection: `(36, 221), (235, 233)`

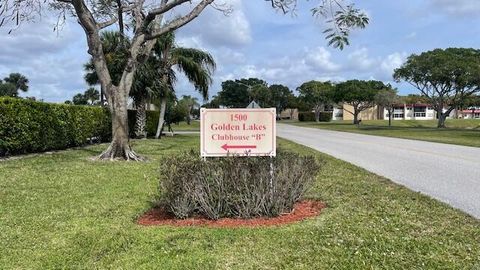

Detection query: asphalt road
(277, 124), (480, 219)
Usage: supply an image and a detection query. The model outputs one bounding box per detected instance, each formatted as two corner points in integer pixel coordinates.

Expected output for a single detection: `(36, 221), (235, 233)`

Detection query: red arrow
(221, 144), (257, 151)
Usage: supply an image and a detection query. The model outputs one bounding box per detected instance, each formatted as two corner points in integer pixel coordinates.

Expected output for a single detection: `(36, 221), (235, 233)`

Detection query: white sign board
(200, 108), (276, 157)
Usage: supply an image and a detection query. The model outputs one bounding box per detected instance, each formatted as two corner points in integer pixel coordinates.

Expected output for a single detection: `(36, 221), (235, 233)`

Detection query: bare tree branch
(71, 0), (113, 98)
(143, 0), (190, 26)
(211, 2), (233, 15)
(145, 0), (214, 40)
(97, 16), (118, 29)
(115, 0), (124, 35)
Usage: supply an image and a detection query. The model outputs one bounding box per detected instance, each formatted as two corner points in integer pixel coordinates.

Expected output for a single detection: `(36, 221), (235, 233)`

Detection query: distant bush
(298, 112), (316, 122)
(128, 110), (160, 137)
(298, 111), (332, 122)
(0, 97), (111, 156)
(159, 150), (321, 220)
(318, 112), (332, 122)
(168, 105), (187, 124)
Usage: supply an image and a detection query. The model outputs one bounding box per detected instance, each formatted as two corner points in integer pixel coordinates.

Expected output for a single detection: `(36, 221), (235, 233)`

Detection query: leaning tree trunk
(436, 104), (450, 128)
(134, 97), (147, 139)
(437, 107), (454, 128)
(155, 98), (167, 139)
(437, 113), (447, 128)
(98, 85), (144, 161)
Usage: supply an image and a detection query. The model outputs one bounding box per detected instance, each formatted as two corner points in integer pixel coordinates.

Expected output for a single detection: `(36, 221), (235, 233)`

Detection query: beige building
(337, 103), (458, 121)
(283, 103), (468, 122)
(280, 108), (299, 120)
(340, 104), (384, 121)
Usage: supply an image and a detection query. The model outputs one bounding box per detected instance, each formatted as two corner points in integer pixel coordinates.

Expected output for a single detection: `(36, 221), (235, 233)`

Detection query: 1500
(230, 114), (248, 121)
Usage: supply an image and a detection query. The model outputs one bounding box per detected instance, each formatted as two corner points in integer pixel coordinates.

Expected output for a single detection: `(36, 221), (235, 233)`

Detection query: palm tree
(153, 31), (216, 138)
(84, 87), (100, 105)
(179, 95), (200, 125)
(1, 73), (29, 97)
(130, 59), (161, 138)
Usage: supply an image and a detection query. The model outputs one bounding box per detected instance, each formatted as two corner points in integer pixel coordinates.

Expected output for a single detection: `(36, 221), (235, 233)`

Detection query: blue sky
(0, 0), (479, 103)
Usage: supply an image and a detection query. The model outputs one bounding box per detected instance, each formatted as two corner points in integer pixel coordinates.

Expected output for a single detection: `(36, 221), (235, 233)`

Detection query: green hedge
(127, 110), (160, 137)
(0, 97), (111, 156)
(298, 112), (316, 122)
(298, 111), (332, 122)
(318, 112), (332, 122)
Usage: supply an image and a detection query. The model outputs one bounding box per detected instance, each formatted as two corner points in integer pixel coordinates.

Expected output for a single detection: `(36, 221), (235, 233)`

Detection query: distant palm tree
(130, 59), (161, 138)
(84, 87), (100, 105)
(1, 73), (29, 97)
(179, 95), (200, 125)
(153, 31), (215, 138)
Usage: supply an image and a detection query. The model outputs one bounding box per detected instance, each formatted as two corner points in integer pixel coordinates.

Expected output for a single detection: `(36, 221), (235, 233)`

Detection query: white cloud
(211, 47), (409, 93)
(347, 48), (376, 71)
(429, 0), (480, 16)
(176, 36), (205, 50)
(0, 18), (89, 102)
(218, 49), (246, 65)
(380, 52), (408, 76)
(211, 46), (343, 91)
(176, 0), (251, 48)
(304, 47), (341, 72)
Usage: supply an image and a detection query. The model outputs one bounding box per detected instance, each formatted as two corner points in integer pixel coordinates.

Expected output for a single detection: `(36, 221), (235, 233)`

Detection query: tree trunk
(437, 113), (447, 128)
(353, 111), (360, 125)
(437, 106), (455, 128)
(388, 109), (392, 127)
(98, 88), (144, 161)
(134, 97), (147, 139)
(100, 88), (105, 106)
(314, 107), (321, 122)
(436, 104), (445, 128)
(186, 106), (192, 125)
(155, 98), (167, 139)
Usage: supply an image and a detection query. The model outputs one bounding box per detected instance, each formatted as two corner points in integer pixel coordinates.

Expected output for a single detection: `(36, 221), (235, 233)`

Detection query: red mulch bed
(137, 200), (326, 228)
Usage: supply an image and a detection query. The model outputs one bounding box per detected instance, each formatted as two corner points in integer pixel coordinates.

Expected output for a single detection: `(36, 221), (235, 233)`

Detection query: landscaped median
(0, 136), (479, 269)
(288, 119), (480, 148)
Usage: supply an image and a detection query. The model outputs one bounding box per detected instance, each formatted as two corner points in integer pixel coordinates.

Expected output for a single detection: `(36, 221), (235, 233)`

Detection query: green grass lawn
(286, 119), (480, 148)
(1, 137), (479, 269)
(170, 120), (200, 131)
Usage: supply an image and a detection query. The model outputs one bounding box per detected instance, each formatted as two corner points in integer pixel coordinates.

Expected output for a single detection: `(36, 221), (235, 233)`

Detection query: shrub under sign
(200, 108), (276, 157)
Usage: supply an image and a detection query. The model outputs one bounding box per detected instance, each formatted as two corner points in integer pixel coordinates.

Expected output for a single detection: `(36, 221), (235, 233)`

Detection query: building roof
(461, 110), (480, 113)
(246, 101), (261, 108)
(393, 103), (432, 107)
